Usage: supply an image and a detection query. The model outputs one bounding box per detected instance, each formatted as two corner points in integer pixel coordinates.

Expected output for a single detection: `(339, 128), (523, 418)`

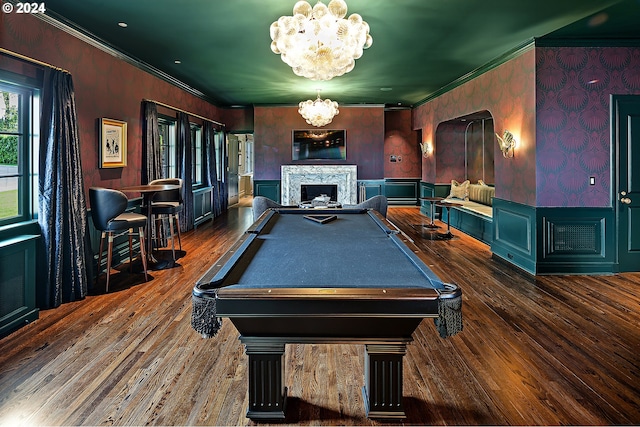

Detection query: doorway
(612, 95), (640, 272)
(227, 133), (254, 206)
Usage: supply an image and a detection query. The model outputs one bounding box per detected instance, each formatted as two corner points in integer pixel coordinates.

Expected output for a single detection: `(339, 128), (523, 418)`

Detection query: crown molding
(32, 8), (220, 106)
(413, 39), (535, 108)
(535, 37), (640, 47)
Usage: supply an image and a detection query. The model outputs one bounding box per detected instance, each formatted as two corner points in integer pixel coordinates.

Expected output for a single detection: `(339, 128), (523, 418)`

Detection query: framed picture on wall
(292, 129), (346, 161)
(99, 118), (127, 168)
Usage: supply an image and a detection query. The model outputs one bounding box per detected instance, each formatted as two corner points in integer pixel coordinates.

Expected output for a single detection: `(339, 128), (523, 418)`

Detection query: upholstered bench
(441, 181), (494, 244)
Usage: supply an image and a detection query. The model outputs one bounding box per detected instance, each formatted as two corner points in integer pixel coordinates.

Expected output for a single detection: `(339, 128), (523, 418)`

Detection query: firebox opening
(301, 184), (338, 202)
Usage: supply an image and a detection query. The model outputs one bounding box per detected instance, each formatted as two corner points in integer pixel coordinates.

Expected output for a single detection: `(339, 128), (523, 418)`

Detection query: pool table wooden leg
(363, 343), (407, 419)
(241, 339), (287, 420)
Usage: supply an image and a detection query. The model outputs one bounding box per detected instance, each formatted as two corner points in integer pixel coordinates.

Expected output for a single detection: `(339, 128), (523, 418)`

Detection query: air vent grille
(553, 224), (596, 252)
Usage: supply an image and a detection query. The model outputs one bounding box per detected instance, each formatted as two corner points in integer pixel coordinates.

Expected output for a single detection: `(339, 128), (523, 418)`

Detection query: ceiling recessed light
(118, 22), (128, 28)
(588, 12), (608, 28)
(380, 87), (393, 91)
(174, 60), (181, 64)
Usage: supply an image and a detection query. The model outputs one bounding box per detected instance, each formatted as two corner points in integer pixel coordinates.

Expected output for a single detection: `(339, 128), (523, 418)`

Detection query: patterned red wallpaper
(1, 12), (225, 206)
(433, 119), (495, 185)
(434, 123), (467, 183)
(254, 106), (385, 181)
(414, 45), (640, 208)
(413, 49), (537, 206)
(384, 110), (421, 179)
(536, 46), (640, 208)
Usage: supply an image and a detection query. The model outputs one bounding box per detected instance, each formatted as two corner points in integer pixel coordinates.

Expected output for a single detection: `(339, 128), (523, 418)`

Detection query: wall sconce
(496, 130), (516, 158)
(419, 141), (433, 157)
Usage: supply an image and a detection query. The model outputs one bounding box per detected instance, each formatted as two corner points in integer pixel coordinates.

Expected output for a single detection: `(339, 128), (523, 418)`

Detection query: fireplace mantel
(281, 165), (357, 205)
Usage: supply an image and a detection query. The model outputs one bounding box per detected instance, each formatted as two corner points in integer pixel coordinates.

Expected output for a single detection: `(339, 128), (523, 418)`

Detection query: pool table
(192, 208), (462, 420)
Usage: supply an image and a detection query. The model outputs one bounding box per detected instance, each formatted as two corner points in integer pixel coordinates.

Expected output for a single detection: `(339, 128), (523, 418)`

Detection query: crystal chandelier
(270, 0), (373, 81)
(299, 91), (339, 127)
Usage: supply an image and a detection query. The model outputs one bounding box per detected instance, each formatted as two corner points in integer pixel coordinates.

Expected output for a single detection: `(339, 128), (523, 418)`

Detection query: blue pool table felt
(225, 212), (445, 290)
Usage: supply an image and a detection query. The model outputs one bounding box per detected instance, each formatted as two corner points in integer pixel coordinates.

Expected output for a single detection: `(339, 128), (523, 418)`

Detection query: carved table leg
(363, 343), (407, 419)
(241, 338), (287, 420)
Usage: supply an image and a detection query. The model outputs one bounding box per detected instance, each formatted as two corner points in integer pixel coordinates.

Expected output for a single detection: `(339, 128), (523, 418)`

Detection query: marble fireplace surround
(281, 165), (358, 205)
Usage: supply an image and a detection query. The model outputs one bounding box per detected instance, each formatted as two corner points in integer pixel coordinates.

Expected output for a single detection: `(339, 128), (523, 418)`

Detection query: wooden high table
(419, 196), (443, 228)
(435, 201), (462, 240)
(121, 184), (181, 270)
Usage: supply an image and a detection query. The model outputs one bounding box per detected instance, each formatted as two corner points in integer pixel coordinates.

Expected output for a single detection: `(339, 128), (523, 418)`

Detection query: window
(158, 118), (221, 187)
(158, 117), (176, 179)
(239, 134), (254, 175)
(191, 124), (203, 186)
(0, 77), (39, 226)
(214, 130), (224, 182)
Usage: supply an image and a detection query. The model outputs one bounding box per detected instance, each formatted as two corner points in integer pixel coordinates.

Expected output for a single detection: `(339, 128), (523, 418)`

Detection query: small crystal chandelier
(270, 0), (373, 81)
(299, 91), (339, 127)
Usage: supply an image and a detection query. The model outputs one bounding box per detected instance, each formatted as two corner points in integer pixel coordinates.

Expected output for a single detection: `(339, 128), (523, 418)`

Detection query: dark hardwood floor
(1, 200), (638, 426)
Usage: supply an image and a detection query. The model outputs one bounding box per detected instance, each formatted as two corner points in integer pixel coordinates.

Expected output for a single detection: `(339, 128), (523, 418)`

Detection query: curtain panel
(177, 112), (194, 232)
(142, 101), (162, 184)
(217, 129), (228, 215)
(37, 69), (91, 308)
(203, 122), (219, 218)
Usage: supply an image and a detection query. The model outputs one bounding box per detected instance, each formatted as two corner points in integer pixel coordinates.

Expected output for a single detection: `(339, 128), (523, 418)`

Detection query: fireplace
(281, 165), (357, 205)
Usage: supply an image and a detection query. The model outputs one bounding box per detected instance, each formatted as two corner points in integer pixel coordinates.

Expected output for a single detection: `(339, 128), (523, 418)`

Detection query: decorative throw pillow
(449, 180), (470, 200)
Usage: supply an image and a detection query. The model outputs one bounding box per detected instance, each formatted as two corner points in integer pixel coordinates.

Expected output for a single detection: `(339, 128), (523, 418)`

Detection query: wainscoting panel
(419, 182), (437, 216)
(492, 200), (617, 275)
(445, 209), (493, 245)
(0, 233), (39, 337)
(193, 187), (213, 226)
(357, 180), (384, 202)
(537, 207), (615, 274)
(253, 180), (281, 203)
(383, 179), (420, 205)
(491, 198), (536, 275)
(434, 184), (452, 199)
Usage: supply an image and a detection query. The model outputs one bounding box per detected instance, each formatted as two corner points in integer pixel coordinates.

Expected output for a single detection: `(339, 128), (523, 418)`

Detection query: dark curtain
(176, 112), (194, 232)
(142, 101), (167, 248)
(209, 128), (228, 216)
(203, 122), (220, 218)
(218, 129), (228, 214)
(142, 101), (162, 183)
(37, 68), (91, 308)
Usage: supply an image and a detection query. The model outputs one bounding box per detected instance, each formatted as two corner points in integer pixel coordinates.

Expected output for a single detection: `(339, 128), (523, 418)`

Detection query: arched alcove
(435, 111), (495, 185)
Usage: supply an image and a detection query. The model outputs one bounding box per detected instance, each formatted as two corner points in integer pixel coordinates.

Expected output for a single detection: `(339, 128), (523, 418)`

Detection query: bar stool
(149, 178), (184, 262)
(89, 187), (148, 292)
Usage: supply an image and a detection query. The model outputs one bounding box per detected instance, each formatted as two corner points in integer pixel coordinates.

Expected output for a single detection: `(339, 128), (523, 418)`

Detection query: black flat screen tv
(292, 129), (346, 161)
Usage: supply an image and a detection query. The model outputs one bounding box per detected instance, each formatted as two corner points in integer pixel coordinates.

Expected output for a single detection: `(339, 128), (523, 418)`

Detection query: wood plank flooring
(1, 200), (638, 426)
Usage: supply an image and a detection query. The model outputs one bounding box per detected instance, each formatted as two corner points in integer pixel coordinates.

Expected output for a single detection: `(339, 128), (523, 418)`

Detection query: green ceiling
(42, 0), (640, 108)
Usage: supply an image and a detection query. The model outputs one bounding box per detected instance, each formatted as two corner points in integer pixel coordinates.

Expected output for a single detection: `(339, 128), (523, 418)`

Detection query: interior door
(227, 133), (239, 205)
(613, 95), (640, 272)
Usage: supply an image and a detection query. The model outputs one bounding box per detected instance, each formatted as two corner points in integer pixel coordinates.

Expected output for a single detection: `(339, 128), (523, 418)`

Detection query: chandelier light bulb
(299, 92), (339, 127)
(270, 0), (373, 81)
